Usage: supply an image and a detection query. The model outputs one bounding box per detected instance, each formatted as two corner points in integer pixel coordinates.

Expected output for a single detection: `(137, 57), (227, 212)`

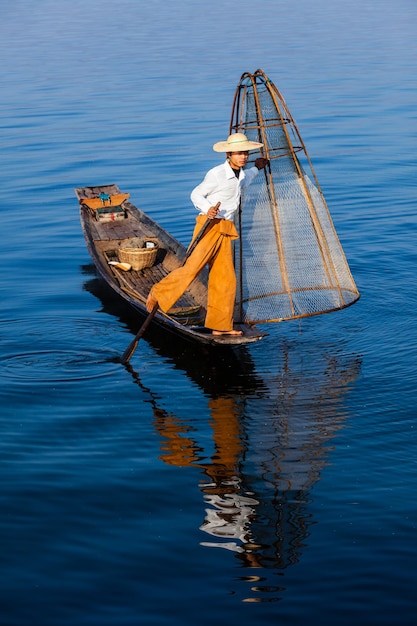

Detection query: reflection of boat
(83, 271), (264, 396)
(76, 184), (265, 346)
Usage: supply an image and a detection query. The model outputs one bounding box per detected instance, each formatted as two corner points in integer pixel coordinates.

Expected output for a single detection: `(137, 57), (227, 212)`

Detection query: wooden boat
(75, 184), (266, 346)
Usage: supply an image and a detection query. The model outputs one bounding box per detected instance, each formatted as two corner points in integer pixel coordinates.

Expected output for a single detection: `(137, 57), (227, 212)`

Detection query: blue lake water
(1, 0), (417, 624)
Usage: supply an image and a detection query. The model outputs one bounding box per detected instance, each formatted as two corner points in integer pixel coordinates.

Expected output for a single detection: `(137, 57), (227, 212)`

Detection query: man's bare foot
(212, 329), (243, 336)
(146, 290), (158, 312)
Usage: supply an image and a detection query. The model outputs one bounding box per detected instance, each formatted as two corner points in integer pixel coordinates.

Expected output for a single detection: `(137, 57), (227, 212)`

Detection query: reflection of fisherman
(146, 133), (268, 336)
(153, 394), (260, 555)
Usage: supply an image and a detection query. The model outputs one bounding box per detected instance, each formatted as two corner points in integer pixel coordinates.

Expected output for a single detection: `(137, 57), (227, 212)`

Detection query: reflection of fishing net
(231, 70), (360, 323)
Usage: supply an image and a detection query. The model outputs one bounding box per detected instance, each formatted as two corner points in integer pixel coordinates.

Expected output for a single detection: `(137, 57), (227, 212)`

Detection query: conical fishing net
(231, 70), (360, 324)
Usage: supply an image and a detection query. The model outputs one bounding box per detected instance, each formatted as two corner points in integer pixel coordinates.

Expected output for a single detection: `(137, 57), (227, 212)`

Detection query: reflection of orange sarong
(151, 215), (239, 331)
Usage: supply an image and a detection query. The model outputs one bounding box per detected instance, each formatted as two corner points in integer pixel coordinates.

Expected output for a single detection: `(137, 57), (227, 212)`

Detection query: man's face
(228, 151), (249, 170)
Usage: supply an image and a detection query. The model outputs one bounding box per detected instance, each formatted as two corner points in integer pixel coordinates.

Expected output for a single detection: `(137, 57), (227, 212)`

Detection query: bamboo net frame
(230, 69), (360, 324)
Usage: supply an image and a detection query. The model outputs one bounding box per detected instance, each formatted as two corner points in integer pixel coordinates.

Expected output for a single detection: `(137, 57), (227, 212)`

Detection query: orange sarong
(151, 216), (239, 331)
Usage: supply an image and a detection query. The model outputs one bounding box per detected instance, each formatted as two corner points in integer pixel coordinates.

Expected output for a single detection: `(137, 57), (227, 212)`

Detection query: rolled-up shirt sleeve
(190, 169), (218, 214)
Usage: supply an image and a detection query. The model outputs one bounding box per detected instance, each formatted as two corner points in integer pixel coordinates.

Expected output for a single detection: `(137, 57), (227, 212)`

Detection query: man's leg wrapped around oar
(146, 216), (240, 333)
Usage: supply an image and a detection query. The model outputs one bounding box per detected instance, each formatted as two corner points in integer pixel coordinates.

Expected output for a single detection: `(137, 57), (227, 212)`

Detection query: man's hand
(255, 157), (269, 170)
(207, 202), (221, 219)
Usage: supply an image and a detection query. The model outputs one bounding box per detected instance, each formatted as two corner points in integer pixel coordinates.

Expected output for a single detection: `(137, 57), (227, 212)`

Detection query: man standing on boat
(146, 133), (268, 336)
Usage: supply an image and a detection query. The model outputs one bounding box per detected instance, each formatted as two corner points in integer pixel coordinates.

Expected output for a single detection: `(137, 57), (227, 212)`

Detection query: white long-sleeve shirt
(190, 160), (259, 221)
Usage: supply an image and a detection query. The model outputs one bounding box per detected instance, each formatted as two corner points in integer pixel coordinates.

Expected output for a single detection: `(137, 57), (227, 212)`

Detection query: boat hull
(76, 184), (266, 346)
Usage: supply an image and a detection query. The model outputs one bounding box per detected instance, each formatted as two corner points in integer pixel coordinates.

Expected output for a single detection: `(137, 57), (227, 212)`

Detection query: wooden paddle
(120, 204), (220, 364)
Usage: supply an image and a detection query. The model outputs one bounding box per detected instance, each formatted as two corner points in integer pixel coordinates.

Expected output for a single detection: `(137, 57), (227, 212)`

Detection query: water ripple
(0, 349), (119, 383)
(0, 317), (122, 383)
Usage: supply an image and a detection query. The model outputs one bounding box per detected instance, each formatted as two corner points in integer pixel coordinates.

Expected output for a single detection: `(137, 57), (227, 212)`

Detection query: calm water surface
(1, 1), (417, 624)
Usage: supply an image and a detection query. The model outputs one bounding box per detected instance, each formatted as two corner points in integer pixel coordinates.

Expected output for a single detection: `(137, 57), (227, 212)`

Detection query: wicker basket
(118, 237), (158, 271)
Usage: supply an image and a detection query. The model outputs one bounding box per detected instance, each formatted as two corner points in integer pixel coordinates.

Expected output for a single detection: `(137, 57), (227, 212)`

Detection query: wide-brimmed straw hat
(213, 132), (263, 153)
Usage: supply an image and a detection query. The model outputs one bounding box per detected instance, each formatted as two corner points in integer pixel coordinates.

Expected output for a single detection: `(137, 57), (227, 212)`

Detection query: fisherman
(146, 133), (268, 336)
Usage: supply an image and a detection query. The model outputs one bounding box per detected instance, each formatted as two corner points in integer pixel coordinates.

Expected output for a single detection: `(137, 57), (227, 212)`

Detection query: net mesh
(231, 70), (360, 323)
